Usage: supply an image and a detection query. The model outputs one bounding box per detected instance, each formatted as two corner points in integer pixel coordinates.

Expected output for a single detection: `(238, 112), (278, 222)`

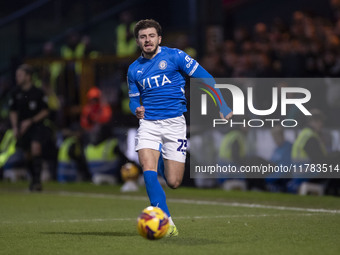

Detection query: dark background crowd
(1, 0), (340, 130)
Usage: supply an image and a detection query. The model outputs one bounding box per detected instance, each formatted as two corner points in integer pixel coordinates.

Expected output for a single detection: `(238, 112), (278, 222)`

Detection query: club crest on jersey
(158, 60), (167, 70)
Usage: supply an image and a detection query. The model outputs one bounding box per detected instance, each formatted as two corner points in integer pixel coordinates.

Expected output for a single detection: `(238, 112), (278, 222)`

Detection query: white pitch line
(56, 191), (340, 214)
(0, 213), (320, 225)
(175, 213), (318, 220)
(0, 217), (135, 225)
(168, 198), (340, 214)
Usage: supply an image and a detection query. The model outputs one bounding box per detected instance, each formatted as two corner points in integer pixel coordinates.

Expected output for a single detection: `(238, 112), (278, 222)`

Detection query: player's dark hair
(17, 64), (34, 77)
(134, 19), (162, 38)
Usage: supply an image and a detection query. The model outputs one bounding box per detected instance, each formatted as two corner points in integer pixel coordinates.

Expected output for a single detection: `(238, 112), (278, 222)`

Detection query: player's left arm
(127, 69), (144, 119)
(175, 49), (232, 119)
(191, 65), (233, 120)
(129, 95), (145, 119)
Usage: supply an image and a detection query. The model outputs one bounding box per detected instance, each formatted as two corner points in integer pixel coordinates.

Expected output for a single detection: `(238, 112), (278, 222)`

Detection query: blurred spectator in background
(0, 124), (17, 179)
(84, 125), (129, 185)
(218, 124), (248, 191)
(28, 48), (61, 127)
(253, 22), (269, 43)
(200, 53), (226, 77)
(265, 125), (293, 192)
(115, 11), (137, 57)
(61, 31), (99, 74)
(0, 122), (28, 183)
(326, 78), (340, 126)
(57, 125), (90, 183)
(80, 86), (112, 132)
(174, 34), (197, 59)
(60, 30), (83, 108)
(41, 79), (61, 126)
(289, 109), (340, 195)
(9, 64), (54, 191)
(81, 35), (100, 59)
(221, 41), (237, 77)
(233, 26), (250, 53)
(40, 41), (63, 125)
(42, 41), (64, 91)
(199, 8), (340, 91)
(291, 109), (326, 168)
(255, 53), (276, 77)
(0, 77), (11, 126)
(61, 30), (83, 75)
(331, 0), (340, 21)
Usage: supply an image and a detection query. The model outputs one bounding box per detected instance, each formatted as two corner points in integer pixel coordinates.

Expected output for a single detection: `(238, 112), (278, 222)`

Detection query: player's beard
(142, 44), (159, 58)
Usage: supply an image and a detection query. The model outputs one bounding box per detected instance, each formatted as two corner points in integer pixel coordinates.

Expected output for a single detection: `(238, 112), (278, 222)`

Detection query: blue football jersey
(127, 46), (199, 120)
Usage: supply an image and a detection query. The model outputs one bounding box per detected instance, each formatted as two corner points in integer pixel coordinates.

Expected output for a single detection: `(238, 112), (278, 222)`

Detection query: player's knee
(167, 178), (182, 189)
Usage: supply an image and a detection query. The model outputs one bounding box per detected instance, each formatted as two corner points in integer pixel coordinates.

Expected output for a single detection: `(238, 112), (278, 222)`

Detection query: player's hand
(136, 106), (145, 119)
(20, 118), (33, 135)
(219, 111), (233, 120)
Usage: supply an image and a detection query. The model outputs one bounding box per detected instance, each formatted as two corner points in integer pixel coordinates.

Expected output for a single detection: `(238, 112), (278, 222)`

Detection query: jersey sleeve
(173, 49), (199, 77)
(127, 67), (141, 115)
(127, 67), (140, 98)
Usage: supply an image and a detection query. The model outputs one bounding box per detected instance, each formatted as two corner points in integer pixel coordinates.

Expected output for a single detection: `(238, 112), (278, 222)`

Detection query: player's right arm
(127, 67), (144, 119)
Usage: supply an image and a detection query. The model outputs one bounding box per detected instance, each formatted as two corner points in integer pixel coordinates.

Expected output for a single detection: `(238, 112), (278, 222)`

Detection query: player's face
(136, 27), (162, 57)
(16, 69), (29, 86)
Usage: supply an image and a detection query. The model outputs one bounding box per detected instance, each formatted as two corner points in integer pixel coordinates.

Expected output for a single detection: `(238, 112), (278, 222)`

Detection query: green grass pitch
(1, 182), (340, 255)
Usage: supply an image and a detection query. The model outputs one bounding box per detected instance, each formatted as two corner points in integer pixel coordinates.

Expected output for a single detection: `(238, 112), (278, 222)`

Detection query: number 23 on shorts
(177, 139), (187, 153)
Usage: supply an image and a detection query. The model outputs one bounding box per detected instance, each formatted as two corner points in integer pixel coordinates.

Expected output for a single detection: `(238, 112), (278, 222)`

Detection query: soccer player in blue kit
(128, 19), (233, 237)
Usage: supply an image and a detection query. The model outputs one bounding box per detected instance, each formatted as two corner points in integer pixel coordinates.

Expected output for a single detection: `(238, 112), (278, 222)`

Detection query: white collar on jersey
(141, 46), (162, 59)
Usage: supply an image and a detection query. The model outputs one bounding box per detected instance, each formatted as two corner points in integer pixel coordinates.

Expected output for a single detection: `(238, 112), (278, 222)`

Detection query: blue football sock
(144, 170), (171, 217)
(157, 155), (167, 182)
